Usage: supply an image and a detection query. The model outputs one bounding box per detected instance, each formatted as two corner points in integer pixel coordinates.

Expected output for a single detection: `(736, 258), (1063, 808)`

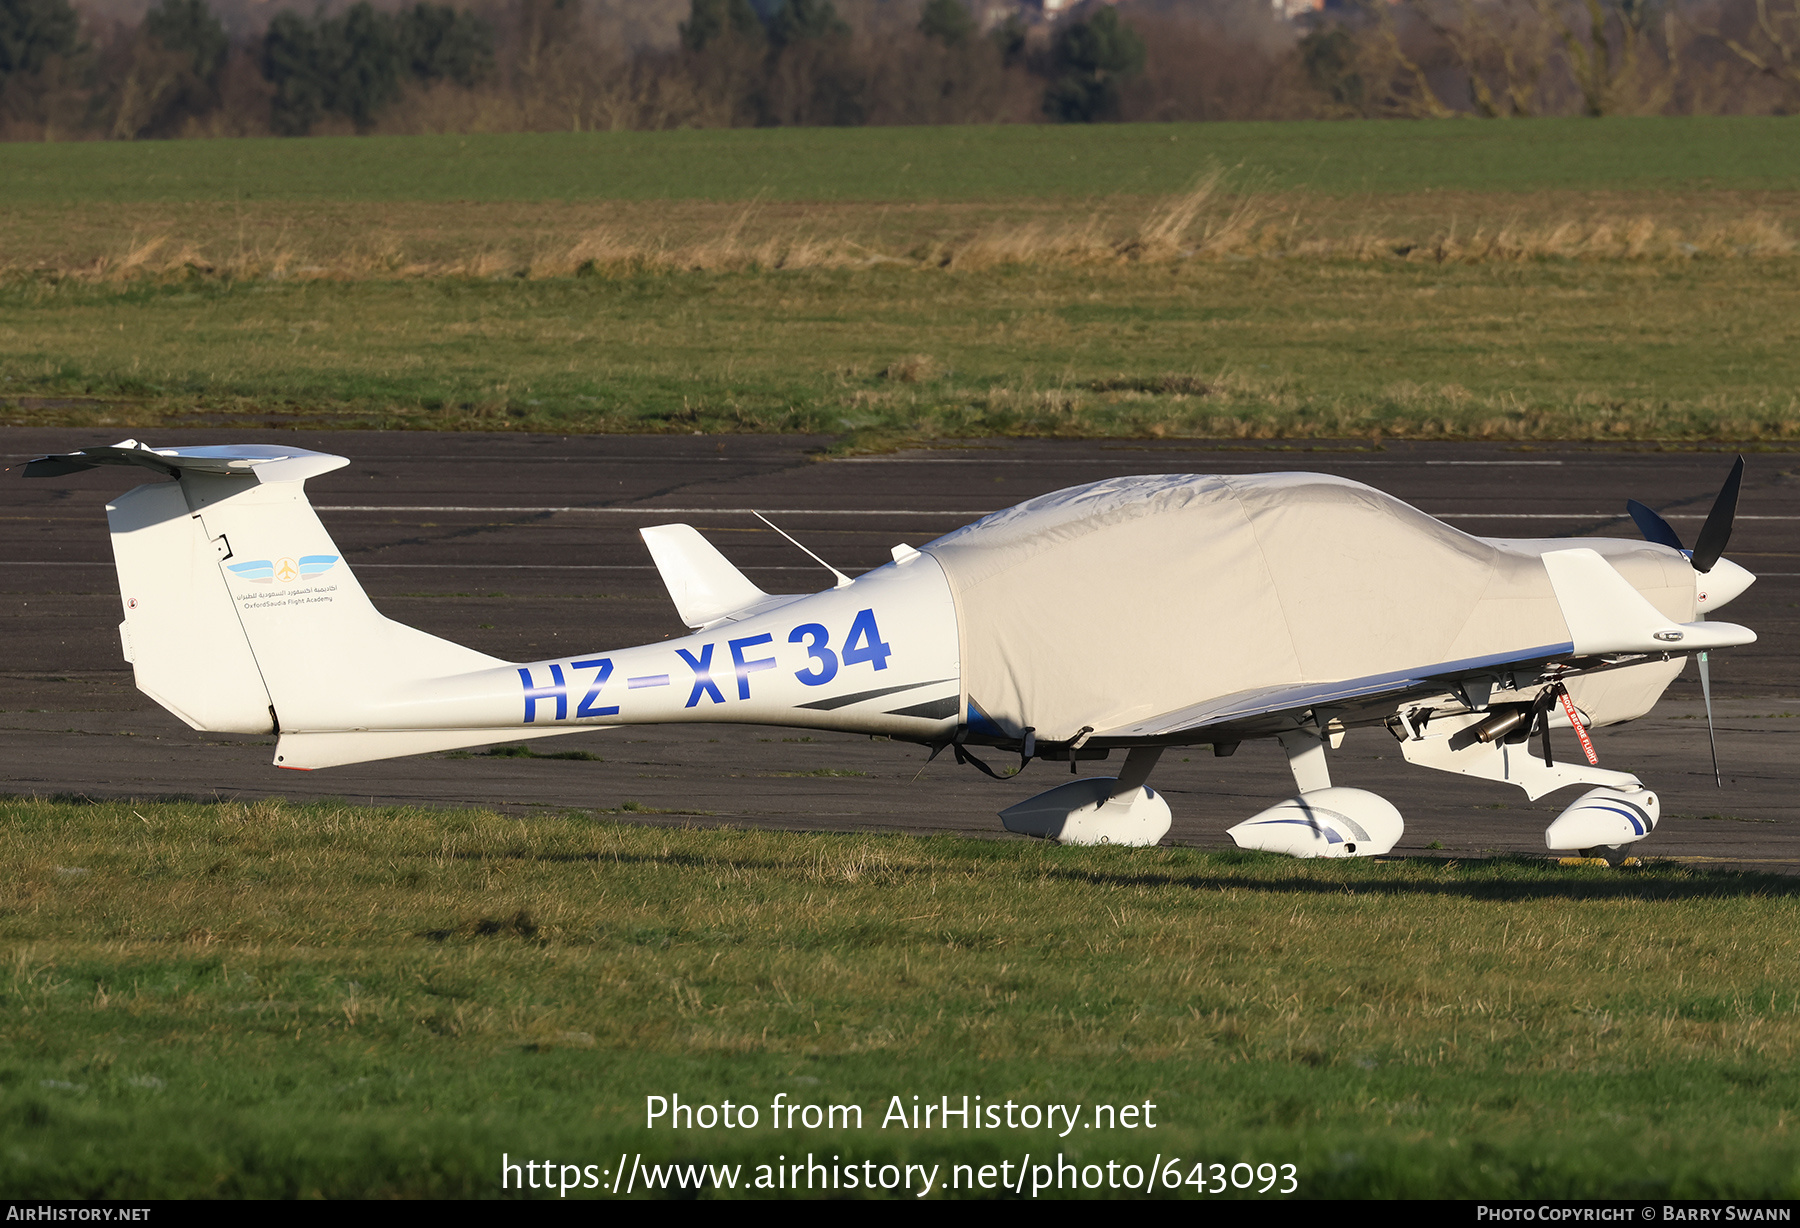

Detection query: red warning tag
(1558, 689), (1599, 766)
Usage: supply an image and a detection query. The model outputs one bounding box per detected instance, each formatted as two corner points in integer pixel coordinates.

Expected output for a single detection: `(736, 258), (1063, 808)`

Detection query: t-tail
(26, 441), (963, 770)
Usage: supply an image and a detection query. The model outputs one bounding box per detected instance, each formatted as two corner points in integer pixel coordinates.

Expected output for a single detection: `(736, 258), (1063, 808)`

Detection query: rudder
(109, 480), (274, 733)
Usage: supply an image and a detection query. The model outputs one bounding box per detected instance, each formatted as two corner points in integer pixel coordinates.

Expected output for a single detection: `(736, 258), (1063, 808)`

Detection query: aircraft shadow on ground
(361, 843), (1800, 904)
(1044, 858), (1800, 902)
(17, 793), (1797, 901)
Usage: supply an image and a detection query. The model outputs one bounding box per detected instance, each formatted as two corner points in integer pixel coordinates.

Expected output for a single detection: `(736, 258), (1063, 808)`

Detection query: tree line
(2, 0), (1799, 140)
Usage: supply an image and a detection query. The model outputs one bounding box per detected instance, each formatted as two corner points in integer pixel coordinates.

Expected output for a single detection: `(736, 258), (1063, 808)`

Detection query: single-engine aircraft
(24, 441), (1758, 863)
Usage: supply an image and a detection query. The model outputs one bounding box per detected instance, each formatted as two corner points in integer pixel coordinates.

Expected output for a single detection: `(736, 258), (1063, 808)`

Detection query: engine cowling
(1227, 787), (1403, 859)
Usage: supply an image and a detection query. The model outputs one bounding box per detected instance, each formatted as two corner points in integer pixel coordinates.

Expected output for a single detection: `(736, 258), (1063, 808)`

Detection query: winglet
(1542, 548), (1755, 656)
(640, 524), (771, 630)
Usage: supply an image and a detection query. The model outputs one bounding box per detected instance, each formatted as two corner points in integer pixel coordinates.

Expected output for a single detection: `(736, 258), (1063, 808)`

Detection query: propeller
(1625, 455), (1744, 788)
(1624, 455), (1744, 574)
(1625, 499), (1685, 553)
(1691, 456), (1744, 575)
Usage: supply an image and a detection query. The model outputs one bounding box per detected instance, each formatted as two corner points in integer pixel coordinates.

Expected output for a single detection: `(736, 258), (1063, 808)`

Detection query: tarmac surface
(4, 429), (1798, 872)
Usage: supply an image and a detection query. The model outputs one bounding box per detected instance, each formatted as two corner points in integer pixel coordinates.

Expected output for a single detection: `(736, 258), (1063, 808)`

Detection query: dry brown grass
(5, 188), (1798, 445)
(9, 176), (1798, 287)
(1295, 213), (1799, 263)
(879, 354), (940, 383)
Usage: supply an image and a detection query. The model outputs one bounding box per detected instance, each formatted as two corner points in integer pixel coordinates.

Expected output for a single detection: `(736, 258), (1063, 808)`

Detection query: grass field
(6, 259), (1799, 444)
(7, 119), (1800, 204)
(2, 797), (1798, 1199)
(5, 120), (1800, 438)
(8, 122), (1800, 1202)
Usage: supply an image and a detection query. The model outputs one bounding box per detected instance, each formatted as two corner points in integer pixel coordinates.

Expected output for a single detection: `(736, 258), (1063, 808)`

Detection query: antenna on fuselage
(752, 510), (853, 589)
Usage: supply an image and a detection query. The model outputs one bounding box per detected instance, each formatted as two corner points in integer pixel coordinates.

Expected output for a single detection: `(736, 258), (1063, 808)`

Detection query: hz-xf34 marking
(518, 608), (894, 722)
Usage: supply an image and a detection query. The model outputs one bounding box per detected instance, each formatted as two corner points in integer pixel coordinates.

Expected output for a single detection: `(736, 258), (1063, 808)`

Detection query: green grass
(7, 118), (1800, 205)
(6, 260), (1799, 443)
(3, 797), (1799, 1199)
(4, 120), (1800, 444)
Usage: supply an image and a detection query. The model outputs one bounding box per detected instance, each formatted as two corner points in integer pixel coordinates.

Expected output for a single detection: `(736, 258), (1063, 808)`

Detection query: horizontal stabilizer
(640, 523), (775, 629)
(1542, 548), (1755, 656)
(23, 439), (349, 485)
(274, 725), (607, 770)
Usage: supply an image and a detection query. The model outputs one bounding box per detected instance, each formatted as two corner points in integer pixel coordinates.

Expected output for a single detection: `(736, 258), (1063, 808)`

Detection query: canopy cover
(920, 473), (1693, 743)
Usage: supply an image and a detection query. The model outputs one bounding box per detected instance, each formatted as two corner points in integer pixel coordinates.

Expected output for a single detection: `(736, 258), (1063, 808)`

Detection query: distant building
(1276, 0), (1401, 18)
(980, 0), (1122, 26)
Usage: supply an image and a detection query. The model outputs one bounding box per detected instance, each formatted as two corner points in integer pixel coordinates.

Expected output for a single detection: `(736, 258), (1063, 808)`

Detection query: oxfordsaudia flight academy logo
(227, 555), (339, 584)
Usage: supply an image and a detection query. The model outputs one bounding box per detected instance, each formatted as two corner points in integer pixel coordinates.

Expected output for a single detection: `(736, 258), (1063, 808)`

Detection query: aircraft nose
(1695, 556), (1755, 613)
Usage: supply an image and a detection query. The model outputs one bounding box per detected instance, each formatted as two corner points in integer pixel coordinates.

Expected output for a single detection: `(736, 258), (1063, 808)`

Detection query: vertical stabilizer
(182, 470), (506, 732)
(41, 440), (509, 736)
(108, 481), (274, 733)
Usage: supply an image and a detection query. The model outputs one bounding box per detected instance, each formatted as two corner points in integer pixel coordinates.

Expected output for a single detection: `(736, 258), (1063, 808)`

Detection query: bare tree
(109, 37), (192, 136)
(1363, 0), (1458, 115)
(1411, 0), (1554, 115)
(1298, 2), (1455, 118)
(1533, 0), (1672, 114)
(1119, 3), (1308, 121)
(1692, 0), (1800, 93)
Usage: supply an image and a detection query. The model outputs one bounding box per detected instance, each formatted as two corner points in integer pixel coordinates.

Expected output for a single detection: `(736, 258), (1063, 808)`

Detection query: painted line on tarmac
(1447, 513), (1800, 520)
(316, 505), (993, 515)
(13, 561), (1797, 579)
(12, 504), (1797, 520)
(1483, 510), (1757, 519)
(3, 561), (860, 572)
(358, 564), (864, 572)
(312, 505), (1800, 522)
(834, 457), (1570, 466)
(9, 453), (1559, 465)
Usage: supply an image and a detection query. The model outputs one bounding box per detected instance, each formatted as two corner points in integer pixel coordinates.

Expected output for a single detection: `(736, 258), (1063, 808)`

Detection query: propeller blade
(1698, 650), (1722, 788)
(1690, 456), (1745, 575)
(1535, 688), (1556, 767)
(1626, 499), (1686, 552)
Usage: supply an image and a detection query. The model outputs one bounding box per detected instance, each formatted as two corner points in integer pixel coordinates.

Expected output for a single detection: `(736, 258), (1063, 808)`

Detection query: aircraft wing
(1090, 642), (1578, 745)
(1092, 547), (1756, 746)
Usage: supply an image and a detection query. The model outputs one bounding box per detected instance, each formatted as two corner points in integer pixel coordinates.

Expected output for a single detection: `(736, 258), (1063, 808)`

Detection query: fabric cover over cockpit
(919, 473), (1694, 743)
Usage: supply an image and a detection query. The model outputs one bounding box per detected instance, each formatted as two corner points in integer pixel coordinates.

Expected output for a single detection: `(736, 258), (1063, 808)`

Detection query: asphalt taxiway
(4, 430), (1796, 871)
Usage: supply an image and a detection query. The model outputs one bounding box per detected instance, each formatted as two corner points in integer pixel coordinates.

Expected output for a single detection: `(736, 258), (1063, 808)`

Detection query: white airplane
(24, 441), (1757, 863)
